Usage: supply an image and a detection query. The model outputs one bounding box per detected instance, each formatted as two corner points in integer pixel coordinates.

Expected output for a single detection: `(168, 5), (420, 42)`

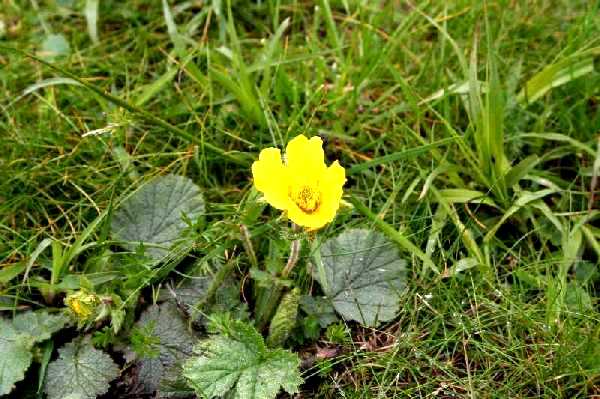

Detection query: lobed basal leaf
(0, 310), (69, 396)
(111, 174), (205, 262)
(44, 338), (119, 399)
(315, 228), (407, 327)
(183, 319), (302, 399)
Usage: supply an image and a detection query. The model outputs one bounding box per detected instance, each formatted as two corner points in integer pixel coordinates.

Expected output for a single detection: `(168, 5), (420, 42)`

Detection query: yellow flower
(252, 135), (346, 229)
(65, 290), (99, 322)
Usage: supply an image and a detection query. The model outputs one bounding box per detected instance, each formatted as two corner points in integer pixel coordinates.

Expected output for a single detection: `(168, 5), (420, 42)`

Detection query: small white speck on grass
(82, 123), (119, 137)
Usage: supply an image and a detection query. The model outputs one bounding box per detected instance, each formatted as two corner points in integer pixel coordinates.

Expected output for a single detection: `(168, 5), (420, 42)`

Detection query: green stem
(201, 257), (238, 307)
(281, 239), (301, 277)
(256, 236), (302, 330)
(239, 224), (259, 269)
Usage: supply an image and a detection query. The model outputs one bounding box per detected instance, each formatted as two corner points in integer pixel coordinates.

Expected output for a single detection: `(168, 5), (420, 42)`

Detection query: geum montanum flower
(252, 134), (346, 230)
(65, 290), (100, 322)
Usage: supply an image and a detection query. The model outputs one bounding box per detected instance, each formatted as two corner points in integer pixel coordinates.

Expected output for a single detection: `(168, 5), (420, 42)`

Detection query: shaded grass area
(1, 0), (599, 397)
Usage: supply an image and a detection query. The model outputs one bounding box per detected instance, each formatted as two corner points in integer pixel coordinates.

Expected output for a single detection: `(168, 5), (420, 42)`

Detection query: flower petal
(251, 147), (290, 210)
(287, 161), (346, 230)
(285, 135), (326, 181)
(287, 202), (330, 229)
(323, 160), (346, 190)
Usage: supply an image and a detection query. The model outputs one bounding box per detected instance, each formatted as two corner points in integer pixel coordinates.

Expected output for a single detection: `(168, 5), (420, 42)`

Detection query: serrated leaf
(44, 339), (119, 399)
(183, 320), (302, 399)
(0, 319), (34, 396)
(134, 302), (196, 396)
(315, 229), (407, 327)
(12, 310), (69, 342)
(160, 276), (211, 323)
(0, 310), (69, 395)
(111, 175), (205, 262)
(267, 288), (300, 347)
(62, 394), (85, 399)
(162, 275), (248, 326)
(300, 296), (338, 328)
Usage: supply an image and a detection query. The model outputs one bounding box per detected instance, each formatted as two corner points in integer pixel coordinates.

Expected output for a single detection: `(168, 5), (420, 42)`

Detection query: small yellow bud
(65, 290), (100, 322)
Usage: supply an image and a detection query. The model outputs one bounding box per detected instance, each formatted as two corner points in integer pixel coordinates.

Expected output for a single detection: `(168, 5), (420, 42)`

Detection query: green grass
(1, 0), (599, 397)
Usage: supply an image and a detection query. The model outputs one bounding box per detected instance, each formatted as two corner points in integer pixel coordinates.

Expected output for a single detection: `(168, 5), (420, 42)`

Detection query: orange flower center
(290, 185), (321, 214)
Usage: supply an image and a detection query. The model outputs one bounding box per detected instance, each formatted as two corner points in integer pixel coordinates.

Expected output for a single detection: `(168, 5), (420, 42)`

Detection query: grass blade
(318, 0), (343, 61)
(517, 48), (599, 105)
(347, 137), (457, 175)
(504, 155), (539, 188)
(484, 189), (558, 242)
(84, 0), (100, 44)
(1, 46), (250, 166)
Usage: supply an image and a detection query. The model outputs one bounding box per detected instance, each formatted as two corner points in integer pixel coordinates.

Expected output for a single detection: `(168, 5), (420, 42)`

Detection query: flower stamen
(291, 185), (320, 213)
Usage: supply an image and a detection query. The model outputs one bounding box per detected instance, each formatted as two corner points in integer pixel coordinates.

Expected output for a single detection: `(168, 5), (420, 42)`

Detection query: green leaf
(17, 77), (83, 104)
(515, 132), (595, 156)
(0, 319), (33, 396)
(162, 277), (211, 322)
(111, 175), (205, 262)
(574, 261), (597, 284)
(162, 0), (184, 54)
(564, 283), (593, 313)
(62, 395), (86, 399)
(250, 268), (293, 288)
(267, 288), (300, 347)
(580, 329), (600, 371)
(503, 155), (539, 188)
(134, 302), (196, 396)
(134, 68), (178, 107)
(348, 195), (437, 273)
(315, 229), (407, 327)
(347, 137), (457, 175)
(517, 48), (599, 105)
(0, 262), (26, 284)
(12, 310), (69, 342)
(183, 320), (302, 399)
(300, 296), (338, 328)
(44, 339), (119, 399)
(162, 275), (248, 326)
(436, 189), (498, 206)
(0, 310), (69, 395)
(426, 205), (447, 257)
(446, 257), (479, 277)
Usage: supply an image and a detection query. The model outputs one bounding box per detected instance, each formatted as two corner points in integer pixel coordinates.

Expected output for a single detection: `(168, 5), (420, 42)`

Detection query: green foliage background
(0, 0), (599, 397)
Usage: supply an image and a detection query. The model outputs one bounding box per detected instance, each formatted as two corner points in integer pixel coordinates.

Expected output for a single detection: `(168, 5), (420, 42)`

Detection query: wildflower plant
(183, 135), (409, 399)
(3, 1), (599, 398)
(252, 135), (346, 230)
